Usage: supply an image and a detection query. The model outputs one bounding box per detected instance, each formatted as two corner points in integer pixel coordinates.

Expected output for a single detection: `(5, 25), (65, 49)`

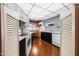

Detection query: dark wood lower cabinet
(19, 38), (26, 56)
(41, 32), (52, 44)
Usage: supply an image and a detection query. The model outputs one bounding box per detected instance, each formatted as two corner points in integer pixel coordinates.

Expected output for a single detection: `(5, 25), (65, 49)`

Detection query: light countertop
(19, 36), (26, 41)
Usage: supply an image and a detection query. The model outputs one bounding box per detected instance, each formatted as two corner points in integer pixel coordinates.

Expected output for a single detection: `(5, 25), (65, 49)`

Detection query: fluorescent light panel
(47, 3), (63, 12)
(35, 3), (53, 9)
(40, 10), (51, 16)
(17, 3), (32, 14)
(30, 6), (44, 14)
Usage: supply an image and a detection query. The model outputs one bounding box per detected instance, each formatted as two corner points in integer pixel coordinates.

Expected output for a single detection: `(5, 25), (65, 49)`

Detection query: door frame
(75, 4), (79, 56)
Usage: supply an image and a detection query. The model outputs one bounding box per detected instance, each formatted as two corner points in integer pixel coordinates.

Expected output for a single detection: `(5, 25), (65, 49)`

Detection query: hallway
(29, 38), (60, 56)
(0, 3), (75, 56)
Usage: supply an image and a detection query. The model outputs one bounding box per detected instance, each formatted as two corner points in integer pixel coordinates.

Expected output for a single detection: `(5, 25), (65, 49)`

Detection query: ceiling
(17, 3), (72, 20)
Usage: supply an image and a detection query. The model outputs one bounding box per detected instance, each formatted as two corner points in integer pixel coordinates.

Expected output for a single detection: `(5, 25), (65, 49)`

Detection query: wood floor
(29, 38), (60, 56)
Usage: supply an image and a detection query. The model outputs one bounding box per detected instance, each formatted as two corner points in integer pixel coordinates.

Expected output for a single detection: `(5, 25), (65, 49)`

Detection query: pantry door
(1, 4), (19, 56)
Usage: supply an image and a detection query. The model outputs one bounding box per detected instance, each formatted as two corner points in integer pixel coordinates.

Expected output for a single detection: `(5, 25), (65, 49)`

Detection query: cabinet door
(1, 5), (19, 56)
(52, 33), (60, 47)
(19, 38), (26, 56)
(41, 32), (52, 44)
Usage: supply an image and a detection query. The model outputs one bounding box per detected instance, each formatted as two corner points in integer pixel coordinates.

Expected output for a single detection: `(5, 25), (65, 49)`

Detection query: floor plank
(29, 38), (60, 56)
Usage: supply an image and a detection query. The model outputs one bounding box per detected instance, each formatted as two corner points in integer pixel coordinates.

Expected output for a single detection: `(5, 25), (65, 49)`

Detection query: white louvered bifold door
(61, 9), (75, 56)
(2, 6), (19, 56)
